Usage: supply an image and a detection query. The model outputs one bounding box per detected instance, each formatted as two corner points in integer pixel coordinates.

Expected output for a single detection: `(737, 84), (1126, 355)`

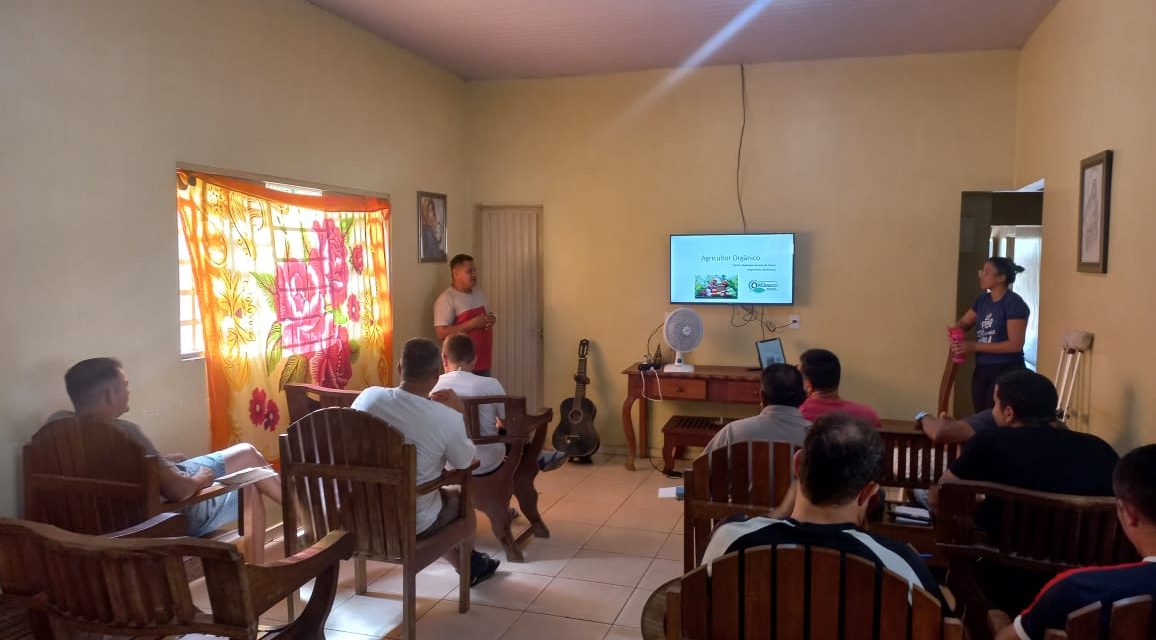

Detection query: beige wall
(1016, 0), (1156, 449)
(0, 0), (470, 516)
(467, 52), (1020, 453)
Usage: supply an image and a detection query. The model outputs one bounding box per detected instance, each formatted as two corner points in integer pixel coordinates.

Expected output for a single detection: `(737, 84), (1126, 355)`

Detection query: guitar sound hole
(568, 409), (584, 424)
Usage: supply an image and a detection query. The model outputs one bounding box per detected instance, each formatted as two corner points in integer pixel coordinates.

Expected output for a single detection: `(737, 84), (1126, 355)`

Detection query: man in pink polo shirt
(798, 349), (881, 429)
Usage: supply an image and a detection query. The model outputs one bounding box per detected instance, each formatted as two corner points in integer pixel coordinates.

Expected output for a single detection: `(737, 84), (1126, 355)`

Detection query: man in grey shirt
(702, 363), (810, 455)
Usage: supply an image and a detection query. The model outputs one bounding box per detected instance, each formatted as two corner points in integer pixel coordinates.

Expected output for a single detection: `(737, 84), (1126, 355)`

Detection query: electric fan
(663, 307), (704, 373)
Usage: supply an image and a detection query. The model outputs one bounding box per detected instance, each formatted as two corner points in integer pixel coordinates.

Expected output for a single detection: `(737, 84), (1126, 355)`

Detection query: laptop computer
(755, 337), (787, 370)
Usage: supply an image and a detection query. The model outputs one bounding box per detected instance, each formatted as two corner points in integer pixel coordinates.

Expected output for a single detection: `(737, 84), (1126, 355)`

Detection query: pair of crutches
(1055, 330), (1093, 422)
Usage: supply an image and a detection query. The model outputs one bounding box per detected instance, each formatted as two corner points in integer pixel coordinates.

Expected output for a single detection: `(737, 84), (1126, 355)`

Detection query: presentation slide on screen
(670, 234), (795, 305)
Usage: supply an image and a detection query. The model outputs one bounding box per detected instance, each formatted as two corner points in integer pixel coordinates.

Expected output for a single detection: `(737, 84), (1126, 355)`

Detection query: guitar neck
(574, 357), (588, 400)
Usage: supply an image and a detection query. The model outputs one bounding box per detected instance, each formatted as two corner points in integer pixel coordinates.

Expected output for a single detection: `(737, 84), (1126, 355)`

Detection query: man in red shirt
(797, 349), (881, 429)
(434, 254), (497, 376)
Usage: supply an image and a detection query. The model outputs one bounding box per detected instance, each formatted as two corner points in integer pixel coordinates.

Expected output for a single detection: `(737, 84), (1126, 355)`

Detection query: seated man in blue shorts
(998, 444), (1156, 640)
(53, 357), (281, 537)
(701, 413), (949, 611)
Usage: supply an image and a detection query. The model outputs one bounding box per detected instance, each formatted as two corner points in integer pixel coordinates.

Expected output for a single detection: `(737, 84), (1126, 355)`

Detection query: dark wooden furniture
(285, 382), (554, 562)
(461, 395), (553, 561)
(280, 407), (475, 640)
(22, 416), (262, 561)
(621, 364), (761, 470)
(936, 479), (1137, 640)
(0, 512), (352, 640)
(989, 595), (1153, 640)
(661, 416), (731, 476)
(682, 440), (795, 572)
(663, 545), (964, 639)
(879, 428), (963, 490)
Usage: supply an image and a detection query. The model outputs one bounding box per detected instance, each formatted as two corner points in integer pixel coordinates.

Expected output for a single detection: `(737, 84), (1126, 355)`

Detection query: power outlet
(789, 314), (801, 330)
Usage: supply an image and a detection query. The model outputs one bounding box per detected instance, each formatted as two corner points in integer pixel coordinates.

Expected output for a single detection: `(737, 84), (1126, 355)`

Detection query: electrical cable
(736, 63), (749, 234)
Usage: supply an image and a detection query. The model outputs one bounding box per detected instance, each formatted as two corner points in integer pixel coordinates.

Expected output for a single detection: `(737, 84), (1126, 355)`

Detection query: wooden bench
(936, 479), (1137, 640)
(661, 545), (964, 639)
(660, 415), (729, 475)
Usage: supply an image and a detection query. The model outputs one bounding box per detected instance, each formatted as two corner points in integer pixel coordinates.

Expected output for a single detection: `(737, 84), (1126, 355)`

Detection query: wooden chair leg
(269, 561), (341, 640)
(513, 476), (550, 539)
(662, 441), (678, 475)
(354, 556), (368, 595)
(459, 542), (472, 613)
(404, 566), (417, 640)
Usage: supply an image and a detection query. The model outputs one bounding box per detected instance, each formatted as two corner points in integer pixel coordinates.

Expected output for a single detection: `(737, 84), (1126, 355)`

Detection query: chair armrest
(416, 462), (479, 495)
(162, 483), (234, 510)
(246, 530), (354, 615)
(988, 609), (1012, 634)
(106, 512), (188, 538)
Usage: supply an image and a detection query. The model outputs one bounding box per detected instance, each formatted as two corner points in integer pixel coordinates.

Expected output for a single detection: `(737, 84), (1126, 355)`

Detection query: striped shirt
(701, 516), (948, 610)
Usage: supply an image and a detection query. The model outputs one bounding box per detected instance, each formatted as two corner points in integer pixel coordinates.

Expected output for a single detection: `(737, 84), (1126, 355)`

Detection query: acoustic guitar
(551, 338), (600, 460)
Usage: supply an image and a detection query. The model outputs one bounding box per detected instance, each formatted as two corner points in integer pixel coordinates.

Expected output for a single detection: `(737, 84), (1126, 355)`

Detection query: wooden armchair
(988, 595), (1153, 640)
(663, 545), (963, 639)
(460, 395), (553, 562)
(0, 512), (352, 640)
(936, 479), (1137, 640)
(285, 383), (554, 562)
(683, 441), (795, 572)
(280, 407), (475, 640)
(23, 417), (240, 535)
(23, 417), (262, 562)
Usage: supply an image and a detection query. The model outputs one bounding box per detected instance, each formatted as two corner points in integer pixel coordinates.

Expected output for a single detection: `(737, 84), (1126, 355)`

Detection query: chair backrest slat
(808, 548), (841, 640)
(281, 407), (415, 564)
(742, 547), (773, 640)
(709, 553), (741, 640)
(774, 547), (806, 639)
(1108, 595), (1152, 640)
(683, 441), (797, 571)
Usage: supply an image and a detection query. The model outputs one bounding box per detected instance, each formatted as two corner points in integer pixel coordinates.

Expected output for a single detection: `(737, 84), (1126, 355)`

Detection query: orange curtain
(177, 171), (393, 460)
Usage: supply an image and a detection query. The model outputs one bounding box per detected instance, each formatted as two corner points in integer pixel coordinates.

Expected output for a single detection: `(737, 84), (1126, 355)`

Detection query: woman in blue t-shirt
(950, 257), (1030, 412)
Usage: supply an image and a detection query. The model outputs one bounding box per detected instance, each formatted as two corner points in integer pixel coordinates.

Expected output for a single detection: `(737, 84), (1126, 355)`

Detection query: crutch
(1055, 330), (1093, 421)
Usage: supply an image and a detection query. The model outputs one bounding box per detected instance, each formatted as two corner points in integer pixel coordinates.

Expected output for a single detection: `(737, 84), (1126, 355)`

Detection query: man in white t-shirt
(432, 335), (567, 475)
(351, 337), (500, 586)
(433, 254), (496, 376)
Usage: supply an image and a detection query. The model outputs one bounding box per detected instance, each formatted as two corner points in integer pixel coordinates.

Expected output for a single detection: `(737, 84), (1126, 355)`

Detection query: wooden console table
(621, 364), (761, 470)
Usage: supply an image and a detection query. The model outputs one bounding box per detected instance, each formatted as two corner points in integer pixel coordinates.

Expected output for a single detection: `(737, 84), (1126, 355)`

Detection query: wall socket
(789, 314), (801, 330)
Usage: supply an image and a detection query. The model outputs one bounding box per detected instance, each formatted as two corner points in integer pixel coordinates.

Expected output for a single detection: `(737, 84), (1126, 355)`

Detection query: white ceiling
(310, 0), (1059, 81)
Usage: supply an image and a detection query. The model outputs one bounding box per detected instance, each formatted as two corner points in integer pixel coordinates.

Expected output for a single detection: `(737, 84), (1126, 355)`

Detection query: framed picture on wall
(1077, 150), (1113, 273)
(417, 191), (447, 263)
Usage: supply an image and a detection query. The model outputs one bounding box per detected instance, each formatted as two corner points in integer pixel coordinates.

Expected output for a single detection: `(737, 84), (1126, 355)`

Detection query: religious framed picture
(1077, 150), (1113, 273)
(417, 191), (447, 263)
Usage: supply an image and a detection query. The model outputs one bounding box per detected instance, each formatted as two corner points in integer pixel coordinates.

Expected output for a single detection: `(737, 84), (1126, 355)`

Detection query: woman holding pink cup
(948, 257), (1030, 412)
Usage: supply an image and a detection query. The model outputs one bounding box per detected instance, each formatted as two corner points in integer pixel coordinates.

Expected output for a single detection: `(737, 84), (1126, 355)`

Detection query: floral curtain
(177, 171), (393, 460)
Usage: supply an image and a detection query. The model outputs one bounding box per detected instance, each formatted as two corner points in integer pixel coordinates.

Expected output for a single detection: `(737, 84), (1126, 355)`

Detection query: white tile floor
(188, 453), (686, 640)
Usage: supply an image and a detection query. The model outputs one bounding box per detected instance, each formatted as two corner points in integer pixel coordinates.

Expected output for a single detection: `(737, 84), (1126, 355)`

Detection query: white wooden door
(478, 206), (543, 411)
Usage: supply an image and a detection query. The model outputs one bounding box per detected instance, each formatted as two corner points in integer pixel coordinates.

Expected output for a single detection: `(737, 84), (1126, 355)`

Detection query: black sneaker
(469, 552), (500, 587)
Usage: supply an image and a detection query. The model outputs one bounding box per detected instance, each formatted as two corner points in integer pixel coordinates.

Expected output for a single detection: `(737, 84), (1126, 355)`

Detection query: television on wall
(669, 233), (795, 305)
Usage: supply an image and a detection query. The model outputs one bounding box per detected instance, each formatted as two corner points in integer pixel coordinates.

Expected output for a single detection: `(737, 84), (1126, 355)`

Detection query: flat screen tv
(670, 233), (795, 305)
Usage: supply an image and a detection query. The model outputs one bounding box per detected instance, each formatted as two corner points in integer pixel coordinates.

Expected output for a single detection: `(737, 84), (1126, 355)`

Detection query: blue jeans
(175, 452), (238, 537)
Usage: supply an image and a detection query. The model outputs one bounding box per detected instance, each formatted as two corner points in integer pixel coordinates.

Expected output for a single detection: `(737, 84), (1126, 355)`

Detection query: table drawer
(659, 378), (707, 400)
(725, 381), (762, 403)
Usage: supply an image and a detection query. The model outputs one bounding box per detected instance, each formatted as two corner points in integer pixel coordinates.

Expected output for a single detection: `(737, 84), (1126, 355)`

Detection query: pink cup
(947, 327), (966, 364)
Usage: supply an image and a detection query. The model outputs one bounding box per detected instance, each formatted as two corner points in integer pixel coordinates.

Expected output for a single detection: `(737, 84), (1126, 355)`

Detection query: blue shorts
(175, 452), (238, 537)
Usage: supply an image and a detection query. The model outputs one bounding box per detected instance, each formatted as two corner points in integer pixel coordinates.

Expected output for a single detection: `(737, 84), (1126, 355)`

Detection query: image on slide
(694, 275), (738, 299)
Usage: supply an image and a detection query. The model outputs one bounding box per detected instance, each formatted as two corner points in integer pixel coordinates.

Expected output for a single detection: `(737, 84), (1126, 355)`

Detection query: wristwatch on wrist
(914, 411), (929, 429)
